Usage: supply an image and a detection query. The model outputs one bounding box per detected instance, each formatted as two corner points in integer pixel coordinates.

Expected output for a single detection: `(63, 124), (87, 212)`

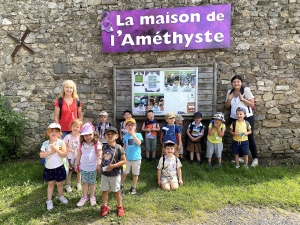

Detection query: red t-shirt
(54, 99), (82, 131)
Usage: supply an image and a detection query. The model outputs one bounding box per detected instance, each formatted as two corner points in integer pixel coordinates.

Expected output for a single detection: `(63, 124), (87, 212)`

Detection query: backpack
(229, 86), (255, 112)
(97, 122), (111, 134)
(188, 123), (203, 142)
(231, 120), (250, 133)
(58, 97), (81, 119)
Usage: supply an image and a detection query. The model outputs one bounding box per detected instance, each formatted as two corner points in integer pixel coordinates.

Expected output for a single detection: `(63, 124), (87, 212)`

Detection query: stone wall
(0, 0), (299, 158)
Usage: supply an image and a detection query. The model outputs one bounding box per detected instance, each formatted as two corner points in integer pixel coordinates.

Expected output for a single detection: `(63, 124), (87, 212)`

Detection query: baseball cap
(236, 107), (247, 114)
(81, 122), (95, 135)
(165, 112), (176, 119)
(212, 112), (225, 122)
(125, 118), (136, 125)
(164, 140), (175, 147)
(104, 126), (118, 134)
(99, 111), (108, 117)
(194, 112), (202, 118)
(175, 115), (184, 121)
(48, 123), (61, 130)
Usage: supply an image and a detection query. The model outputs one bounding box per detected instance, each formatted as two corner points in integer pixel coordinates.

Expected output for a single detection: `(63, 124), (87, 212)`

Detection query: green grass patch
(1, 159), (300, 224)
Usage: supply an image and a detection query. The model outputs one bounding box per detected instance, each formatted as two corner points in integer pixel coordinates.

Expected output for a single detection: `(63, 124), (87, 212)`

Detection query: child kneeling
(157, 140), (183, 190)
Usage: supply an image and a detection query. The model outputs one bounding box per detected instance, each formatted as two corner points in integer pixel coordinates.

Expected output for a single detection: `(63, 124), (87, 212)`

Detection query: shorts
(206, 141), (223, 158)
(43, 165), (66, 182)
(123, 160), (141, 175)
(68, 159), (80, 172)
(232, 140), (249, 155)
(186, 141), (201, 153)
(81, 170), (97, 185)
(161, 175), (178, 185)
(145, 138), (157, 151)
(162, 144), (179, 157)
(100, 174), (121, 192)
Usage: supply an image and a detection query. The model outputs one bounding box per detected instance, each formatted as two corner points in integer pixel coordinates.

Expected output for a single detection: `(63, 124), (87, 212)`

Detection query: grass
(1, 159), (300, 224)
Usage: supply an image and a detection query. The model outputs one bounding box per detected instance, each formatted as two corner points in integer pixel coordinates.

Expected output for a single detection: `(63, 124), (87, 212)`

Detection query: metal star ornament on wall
(7, 28), (34, 58)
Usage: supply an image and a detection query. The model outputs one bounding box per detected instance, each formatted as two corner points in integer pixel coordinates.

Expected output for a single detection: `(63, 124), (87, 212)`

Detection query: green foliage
(0, 96), (31, 162)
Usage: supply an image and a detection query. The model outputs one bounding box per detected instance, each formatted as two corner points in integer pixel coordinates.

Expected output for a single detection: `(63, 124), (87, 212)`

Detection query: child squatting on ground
(157, 140), (183, 190)
(206, 112), (226, 168)
(141, 109), (160, 162)
(74, 122), (102, 207)
(99, 126), (126, 217)
(230, 107), (252, 169)
(121, 118), (143, 196)
(40, 123), (69, 211)
(63, 119), (83, 193)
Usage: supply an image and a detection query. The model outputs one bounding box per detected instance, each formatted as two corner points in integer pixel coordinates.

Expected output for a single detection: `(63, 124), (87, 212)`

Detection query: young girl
(74, 122), (102, 207)
(40, 123), (69, 211)
(63, 119), (83, 193)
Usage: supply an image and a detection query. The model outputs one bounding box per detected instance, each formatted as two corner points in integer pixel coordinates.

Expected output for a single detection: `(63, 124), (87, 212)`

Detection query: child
(39, 123), (68, 211)
(175, 114), (185, 161)
(186, 112), (204, 165)
(120, 118), (143, 195)
(74, 122), (102, 206)
(141, 109), (160, 162)
(96, 111), (111, 145)
(99, 126), (126, 217)
(160, 112), (182, 157)
(63, 119), (83, 192)
(230, 107), (252, 169)
(206, 112), (226, 168)
(157, 140), (183, 190)
(119, 110), (132, 144)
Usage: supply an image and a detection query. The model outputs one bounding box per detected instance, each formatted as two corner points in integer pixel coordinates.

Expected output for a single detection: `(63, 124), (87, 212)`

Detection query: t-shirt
(101, 144), (125, 177)
(80, 141), (102, 171)
(161, 124), (180, 144)
(157, 155), (182, 180)
(188, 122), (204, 138)
(207, 122), (226, 144)
(96, 122), (111, 144)
(63, 134), (80, 160)
(230, 120), (251, 142)
(144, 119), (159, 139)
(41, 139), (64, 169)
(122, 133), (143, 161)
(54, 99), (82, 131)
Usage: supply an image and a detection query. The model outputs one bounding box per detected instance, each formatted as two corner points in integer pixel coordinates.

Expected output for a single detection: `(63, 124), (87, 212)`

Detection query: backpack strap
(162, 155), (177, 169)
(232, 120), (250, 133)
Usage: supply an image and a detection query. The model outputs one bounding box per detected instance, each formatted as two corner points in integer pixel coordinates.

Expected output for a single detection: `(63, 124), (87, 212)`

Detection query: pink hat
(81, 122), (95, 135)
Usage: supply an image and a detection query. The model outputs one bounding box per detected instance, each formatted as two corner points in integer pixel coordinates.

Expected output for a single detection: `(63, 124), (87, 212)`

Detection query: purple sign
(101, 4), (231, 53)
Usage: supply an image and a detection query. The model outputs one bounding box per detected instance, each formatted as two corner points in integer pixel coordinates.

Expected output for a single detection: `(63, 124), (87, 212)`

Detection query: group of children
(40, 106), (252, 216)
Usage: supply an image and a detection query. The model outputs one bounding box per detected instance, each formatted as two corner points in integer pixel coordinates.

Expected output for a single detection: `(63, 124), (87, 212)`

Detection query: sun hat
(48, 123), (61, 130)
(104, 126), (118, 134)
(194, 112), (202, 118)
(212, 112), (225, 122)
(164, 140), (176, 147)
(236, 107), (247, 114)
(125, 118), (136, 125)
(99, 111), (108, 117)
(165, 112), (176, 119)
(81, 122), (95, 135)
(175, 115), (184, 121)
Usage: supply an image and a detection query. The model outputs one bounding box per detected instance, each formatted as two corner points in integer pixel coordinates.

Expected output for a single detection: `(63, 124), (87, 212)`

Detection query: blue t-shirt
(161, 124), (180, 144)
(123, 133), (143, 160)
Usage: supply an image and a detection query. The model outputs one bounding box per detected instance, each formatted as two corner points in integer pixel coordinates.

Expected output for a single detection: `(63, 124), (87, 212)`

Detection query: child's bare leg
(170, 182), (179, 190)
(243, 155), (248, 166)
(47, 180), (55, 200)
(82, 182), (89, 197)
(66, 171), (72, 185)
(190, 151), (194, 161)
(90, 184), (96, 198)
(121, 173), (127, 186)
(145, 150), (150, 159)
(102, 191), (109, 206)
(217, 157), (222, 164)
(161, 183), (171, 190)
(235, 154), (239, 165)
(56, 181), (64, 196)
(196, 152), (201, 161)
(76, 171), (81, 184)
(132, 175), (138, 187)
(114, 190), (122, 206)
(152, 150), (156, 159)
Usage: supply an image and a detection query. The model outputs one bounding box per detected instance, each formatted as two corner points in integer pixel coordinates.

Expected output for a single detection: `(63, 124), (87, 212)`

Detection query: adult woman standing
(224, 75), (258, 167)
(54, 80), (83, 139)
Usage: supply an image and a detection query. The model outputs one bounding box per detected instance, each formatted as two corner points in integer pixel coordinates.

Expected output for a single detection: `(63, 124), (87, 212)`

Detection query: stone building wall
(0, 0), (299, 158)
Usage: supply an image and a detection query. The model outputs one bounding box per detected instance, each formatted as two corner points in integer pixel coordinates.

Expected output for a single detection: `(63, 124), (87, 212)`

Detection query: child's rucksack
(58, 97), (81, 119)
(229, 86), (255, 112)
(187, 122), (203, 142)
(97, 122), (111, 133)
(231, 120), (250, 133)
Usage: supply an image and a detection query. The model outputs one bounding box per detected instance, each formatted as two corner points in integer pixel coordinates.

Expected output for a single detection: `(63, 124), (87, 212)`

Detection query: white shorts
(123, 160), (141, 175)
(100, 174), (121, 192)
(206, 141), (223, 158)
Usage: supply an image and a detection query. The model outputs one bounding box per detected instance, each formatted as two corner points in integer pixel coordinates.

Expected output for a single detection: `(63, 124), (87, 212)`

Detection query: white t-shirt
(225, 87), (254, 119)
(63, 134), (80, 160)
(41, 139), (64, 169)
(79, 142), (102, 171)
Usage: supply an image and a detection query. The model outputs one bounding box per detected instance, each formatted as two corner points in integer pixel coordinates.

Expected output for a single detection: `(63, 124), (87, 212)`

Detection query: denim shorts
(231, 140), (249, 155)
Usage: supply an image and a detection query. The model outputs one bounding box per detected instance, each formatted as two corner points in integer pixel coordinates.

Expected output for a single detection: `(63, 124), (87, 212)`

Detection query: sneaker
(129, 187), (137, 195)
(235, 164), (240, 169)
(218, 164), (223, 167)
(101, 205), (110, 217)
(208, 163), (213, 168)
(244, 165), (249, 169)
(77, 197), (88, 207)
(117, 206), (125, 217)
(145, 158), (149, 162)
(59, 196), (68, 204)
(76, 183), (82, 191)
(197, 161), (202, 166)
(46, 200), (53, 211)
(90, 197), (96, 206)
(251, 159), (259, 167)
(65, 185), (72, 193)
(189, 160), (194, 164)
(121, 184), (125, 197)
(231, 158), (244, 163)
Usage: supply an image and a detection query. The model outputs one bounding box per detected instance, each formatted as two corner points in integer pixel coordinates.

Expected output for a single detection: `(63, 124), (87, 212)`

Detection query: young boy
(230, 107), (252, 169)
(120, 118), (143, 195)
(119, 110), (132, 144)
(160, 112), (182, 157)
(157, 140), (183, 190)
(141, 110), (160, 162)
(175, 114), (185, 161)
(186, 111), (204, 165)
(96, 111), (111, 145)
(99, 126), (126, 217)
(206, 112), (226, 168)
